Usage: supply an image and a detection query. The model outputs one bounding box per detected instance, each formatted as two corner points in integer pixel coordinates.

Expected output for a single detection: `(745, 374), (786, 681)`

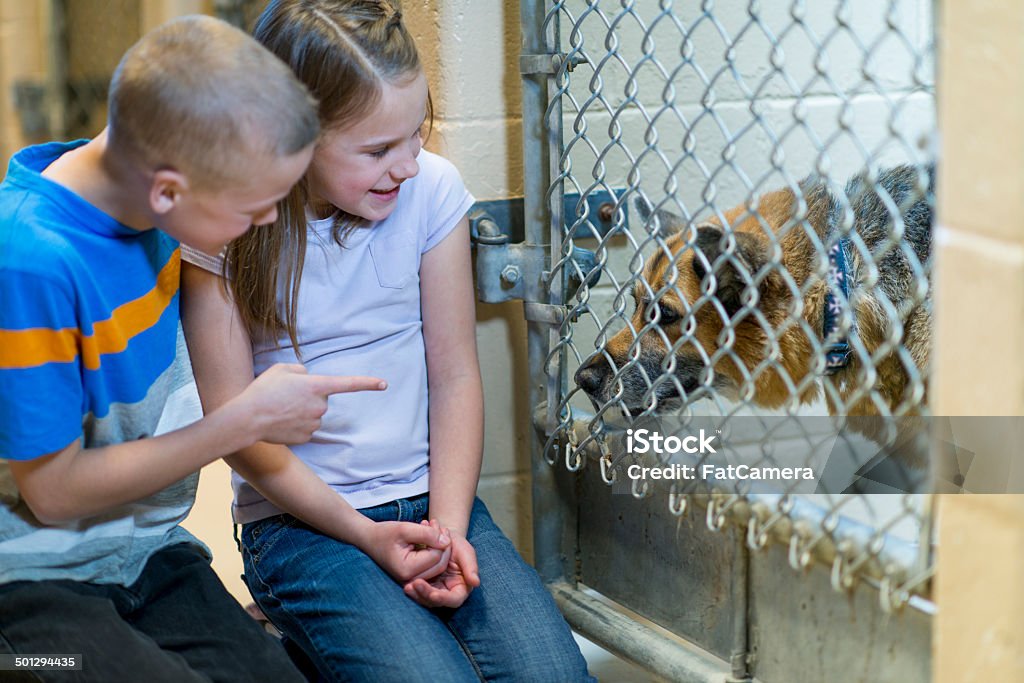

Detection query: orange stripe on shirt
(0, 251), (180, 370)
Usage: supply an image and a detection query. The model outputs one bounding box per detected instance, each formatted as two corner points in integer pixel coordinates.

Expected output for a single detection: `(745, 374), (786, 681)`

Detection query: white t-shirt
(184, 150), (474, 522)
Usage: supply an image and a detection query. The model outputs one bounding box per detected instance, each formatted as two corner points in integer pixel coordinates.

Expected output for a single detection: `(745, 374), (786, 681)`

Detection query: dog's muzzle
(575, 356), (606, 398)
(576, 351), (720, 412)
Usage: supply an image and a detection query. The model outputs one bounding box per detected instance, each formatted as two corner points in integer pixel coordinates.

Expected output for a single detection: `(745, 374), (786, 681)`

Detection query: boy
(0, 15), (386, 682)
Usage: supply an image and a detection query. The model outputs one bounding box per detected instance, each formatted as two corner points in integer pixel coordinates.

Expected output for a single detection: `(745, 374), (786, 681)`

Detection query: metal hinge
(471, 210), (548, 304)
(470, 208), (602, 311)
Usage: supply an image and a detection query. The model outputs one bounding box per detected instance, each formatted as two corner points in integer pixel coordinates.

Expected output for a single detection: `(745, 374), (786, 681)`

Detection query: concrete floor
(574, 632), (664, 683)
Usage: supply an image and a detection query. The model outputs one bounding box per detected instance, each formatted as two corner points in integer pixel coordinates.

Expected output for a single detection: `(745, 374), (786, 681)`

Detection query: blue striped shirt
(0, 141), (205, 586)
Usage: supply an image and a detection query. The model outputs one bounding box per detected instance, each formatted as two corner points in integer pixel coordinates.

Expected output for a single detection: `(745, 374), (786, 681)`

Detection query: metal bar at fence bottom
(550, 583), (734, 683)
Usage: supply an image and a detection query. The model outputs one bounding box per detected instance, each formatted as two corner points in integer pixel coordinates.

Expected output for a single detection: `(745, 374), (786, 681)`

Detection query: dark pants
(0, 543), (304, 682)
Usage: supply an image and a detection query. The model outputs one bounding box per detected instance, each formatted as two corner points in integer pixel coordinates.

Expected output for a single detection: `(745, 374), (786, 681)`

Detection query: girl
(180, 1), (593, 681)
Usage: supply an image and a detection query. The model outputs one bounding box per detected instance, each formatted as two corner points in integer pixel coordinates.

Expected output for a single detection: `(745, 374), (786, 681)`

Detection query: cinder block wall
(933, 1), (1024, 681)
(404, 0), (534, 559)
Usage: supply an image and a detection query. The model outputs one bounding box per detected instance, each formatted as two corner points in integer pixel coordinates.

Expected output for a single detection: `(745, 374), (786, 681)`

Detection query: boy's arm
(180, 262), (450, 580)
(420, 217), (484, 539)
(9, 360), (377, 525)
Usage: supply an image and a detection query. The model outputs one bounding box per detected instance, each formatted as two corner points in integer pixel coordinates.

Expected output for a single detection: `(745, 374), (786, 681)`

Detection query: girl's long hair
(227, 0), (426, 351)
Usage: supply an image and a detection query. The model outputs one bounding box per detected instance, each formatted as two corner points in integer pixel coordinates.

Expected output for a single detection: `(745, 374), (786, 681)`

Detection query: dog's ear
(634, 196), (685, 234)
(692, 226), (768, 317)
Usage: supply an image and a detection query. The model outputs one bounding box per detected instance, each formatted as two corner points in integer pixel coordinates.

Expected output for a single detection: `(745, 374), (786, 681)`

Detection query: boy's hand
(235, 363), (386, 445)
(362, 521), (452, 584)
(403, 521), (480, 609)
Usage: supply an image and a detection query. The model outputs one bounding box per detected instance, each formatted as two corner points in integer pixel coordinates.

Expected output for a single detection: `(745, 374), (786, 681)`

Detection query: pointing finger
(309, 375), (388, 395)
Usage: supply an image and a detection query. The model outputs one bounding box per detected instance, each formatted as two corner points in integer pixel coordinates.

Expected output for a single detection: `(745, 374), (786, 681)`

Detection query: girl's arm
(180, 262), (450, 581)
(420, 216), (484, 537)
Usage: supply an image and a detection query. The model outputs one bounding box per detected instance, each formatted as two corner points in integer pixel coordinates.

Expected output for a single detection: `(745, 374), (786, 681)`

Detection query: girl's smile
(306, 72), (428, 222)
(369, 185), (400, 203)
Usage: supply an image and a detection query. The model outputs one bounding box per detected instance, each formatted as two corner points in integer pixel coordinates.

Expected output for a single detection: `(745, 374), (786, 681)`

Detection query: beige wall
(0, 1), (49, 161)
(139, 0), (211, 30)
(933, 1), (1024, 681)
(0, 0), (211, 158)
(934, 497), (1024, 683)
(404, 0), (534, 559)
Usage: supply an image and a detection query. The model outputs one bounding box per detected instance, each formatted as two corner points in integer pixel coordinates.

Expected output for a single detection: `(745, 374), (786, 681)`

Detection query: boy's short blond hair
(108, 15), (319, 189)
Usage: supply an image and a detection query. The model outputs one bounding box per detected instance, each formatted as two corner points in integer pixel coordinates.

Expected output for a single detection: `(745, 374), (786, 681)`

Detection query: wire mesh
(543, 0), (936, 609)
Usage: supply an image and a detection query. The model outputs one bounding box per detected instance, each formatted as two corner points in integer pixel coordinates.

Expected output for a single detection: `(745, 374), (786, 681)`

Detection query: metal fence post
(520, 0), (577, 587)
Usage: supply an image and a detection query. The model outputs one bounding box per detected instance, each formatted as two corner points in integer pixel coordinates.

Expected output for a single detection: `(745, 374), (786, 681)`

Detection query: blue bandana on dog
(823, 238), (853, 373)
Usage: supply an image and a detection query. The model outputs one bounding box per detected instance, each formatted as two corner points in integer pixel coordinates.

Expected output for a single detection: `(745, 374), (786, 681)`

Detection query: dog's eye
(651, 303), (680, 326)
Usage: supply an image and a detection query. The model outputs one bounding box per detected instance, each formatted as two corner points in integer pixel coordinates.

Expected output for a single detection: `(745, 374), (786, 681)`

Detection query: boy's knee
(227, 637), (307, 683)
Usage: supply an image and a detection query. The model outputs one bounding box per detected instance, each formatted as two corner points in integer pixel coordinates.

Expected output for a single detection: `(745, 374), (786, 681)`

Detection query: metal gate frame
(515, 2), (934, 681)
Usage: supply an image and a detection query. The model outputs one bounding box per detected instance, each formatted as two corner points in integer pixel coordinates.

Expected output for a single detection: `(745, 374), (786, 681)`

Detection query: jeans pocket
(241, 515), (298, 565)
(369, 229), (419, 289)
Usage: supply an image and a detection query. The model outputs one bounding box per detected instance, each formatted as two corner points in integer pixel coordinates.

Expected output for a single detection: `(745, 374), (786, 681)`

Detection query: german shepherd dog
(575, 165), (934, 421)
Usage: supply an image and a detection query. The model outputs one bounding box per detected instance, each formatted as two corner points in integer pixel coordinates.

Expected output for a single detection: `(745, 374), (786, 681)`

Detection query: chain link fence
(540, 0), (937, 614)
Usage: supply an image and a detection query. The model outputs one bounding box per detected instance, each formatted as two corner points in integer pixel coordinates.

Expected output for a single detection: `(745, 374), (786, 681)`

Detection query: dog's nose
(575, 357), (606, 396)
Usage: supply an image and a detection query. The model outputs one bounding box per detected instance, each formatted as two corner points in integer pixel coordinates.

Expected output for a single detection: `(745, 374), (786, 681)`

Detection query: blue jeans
(241, 495), (593, 683)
